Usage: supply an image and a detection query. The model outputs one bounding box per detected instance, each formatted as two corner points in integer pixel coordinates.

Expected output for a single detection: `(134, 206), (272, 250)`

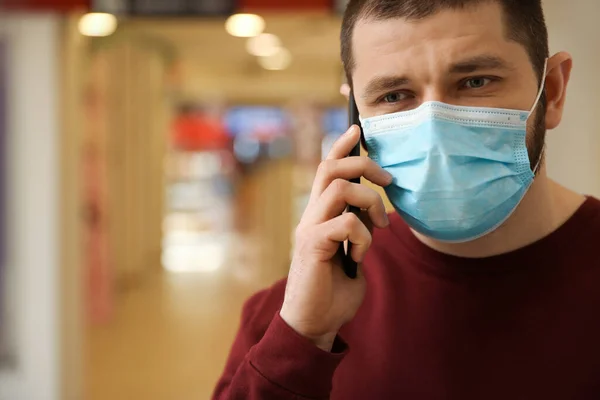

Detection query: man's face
(351, 2), (546, 163)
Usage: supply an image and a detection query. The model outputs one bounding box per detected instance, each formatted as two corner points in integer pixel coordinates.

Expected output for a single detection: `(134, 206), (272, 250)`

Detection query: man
(213, 0), (600, 398)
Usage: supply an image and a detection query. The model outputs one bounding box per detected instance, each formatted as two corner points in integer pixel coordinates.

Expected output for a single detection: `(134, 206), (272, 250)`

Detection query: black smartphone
(340, 91), (362, 279)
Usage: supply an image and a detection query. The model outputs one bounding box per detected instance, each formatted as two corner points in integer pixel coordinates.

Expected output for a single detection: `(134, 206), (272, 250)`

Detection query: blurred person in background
(213, 0), (600, 399)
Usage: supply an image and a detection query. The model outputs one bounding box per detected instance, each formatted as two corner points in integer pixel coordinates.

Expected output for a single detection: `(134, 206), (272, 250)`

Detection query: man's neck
(413, 170), (586, 258)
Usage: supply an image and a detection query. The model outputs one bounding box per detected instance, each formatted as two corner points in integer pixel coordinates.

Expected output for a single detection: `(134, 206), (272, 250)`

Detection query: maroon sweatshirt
(213, 197), (600, 400)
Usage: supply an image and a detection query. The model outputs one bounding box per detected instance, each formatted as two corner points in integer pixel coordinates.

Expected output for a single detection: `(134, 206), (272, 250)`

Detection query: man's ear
(544, 52), (573, 130)
(340, 83), (351, 100)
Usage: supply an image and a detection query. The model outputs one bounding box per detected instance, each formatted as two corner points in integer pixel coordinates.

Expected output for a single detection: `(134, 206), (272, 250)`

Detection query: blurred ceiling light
(225, 14), (265, 38)
(246, 33), (282, 57)
(258, 48), (293, 71)
(78, 13), (118, 37)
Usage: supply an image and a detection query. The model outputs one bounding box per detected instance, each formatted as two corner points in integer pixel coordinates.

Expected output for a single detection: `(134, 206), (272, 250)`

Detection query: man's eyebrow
(449, 55), (515, 74)
(361, 76), (410, 99)
(360, 56), (513, 98)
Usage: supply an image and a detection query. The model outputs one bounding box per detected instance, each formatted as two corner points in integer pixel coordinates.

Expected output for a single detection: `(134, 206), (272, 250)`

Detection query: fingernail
(382, 170), (393, 184)
(384, 212), (390, 227)
(357, 251), (366, 263)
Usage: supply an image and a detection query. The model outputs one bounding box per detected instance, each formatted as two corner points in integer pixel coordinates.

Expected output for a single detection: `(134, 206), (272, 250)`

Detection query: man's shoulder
(586, 196), (600, 218)
(574, 196), (600, 233)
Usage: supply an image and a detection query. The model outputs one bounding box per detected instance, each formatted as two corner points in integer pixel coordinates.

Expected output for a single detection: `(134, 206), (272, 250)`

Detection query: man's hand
(280, 125), (392, 352)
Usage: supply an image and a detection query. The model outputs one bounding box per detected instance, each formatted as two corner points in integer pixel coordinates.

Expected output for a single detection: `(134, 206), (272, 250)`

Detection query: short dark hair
(341, 0), (549, 86)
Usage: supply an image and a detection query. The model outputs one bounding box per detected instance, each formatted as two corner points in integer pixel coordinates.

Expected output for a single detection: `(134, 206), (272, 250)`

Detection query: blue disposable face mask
(361, 62), (547, 243)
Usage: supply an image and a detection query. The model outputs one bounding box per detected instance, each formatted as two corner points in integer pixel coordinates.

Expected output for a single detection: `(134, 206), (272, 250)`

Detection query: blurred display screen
(3, 0), (88, 11)
(93, 0), (127, 13)
(239, 0), (331, 11)
(95, 0), (235, 14)
(131, 0), (188, 14)
(28, 0), (342, 13)
(188, 0), (234, 14)
(225, 106), (290, 142)
(322, 108), (349, 160)
(323, 107), (348, 136)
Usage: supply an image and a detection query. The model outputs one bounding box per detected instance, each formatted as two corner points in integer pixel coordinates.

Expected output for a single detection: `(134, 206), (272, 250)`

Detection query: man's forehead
(351, 2), (508, 62)
(350, 4), (523, 83)
(353, 0), (506, 36)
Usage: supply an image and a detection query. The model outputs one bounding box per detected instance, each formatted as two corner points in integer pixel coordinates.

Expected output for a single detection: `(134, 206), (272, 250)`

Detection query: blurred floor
(85, 164), (291, 400)
(85, 236), (283, 400)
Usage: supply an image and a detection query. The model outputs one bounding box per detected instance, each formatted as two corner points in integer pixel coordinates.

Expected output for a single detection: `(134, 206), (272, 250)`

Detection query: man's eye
(383, 92), (408, 103)
(463, 77), (492, 89)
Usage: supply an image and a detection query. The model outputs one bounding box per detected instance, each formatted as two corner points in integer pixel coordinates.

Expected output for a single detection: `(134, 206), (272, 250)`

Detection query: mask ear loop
(529, 58), (549, 175)
(532, 144), (545, 175)
(529, 59), (549, 115)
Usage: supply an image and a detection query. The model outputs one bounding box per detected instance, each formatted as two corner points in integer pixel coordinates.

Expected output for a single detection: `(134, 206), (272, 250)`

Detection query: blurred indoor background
(0, 0), (598, 399)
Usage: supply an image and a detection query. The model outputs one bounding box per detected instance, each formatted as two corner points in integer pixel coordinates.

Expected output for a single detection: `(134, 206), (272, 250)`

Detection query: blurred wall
(96, 40), (168, 290)
(544, 0), (600, 197)
(0, 13), (63, 400)
(76, 32), (170, 295)
(129, 16), (346, 106)
(61, 14), (86, 400)
(0, 13), (84, 400)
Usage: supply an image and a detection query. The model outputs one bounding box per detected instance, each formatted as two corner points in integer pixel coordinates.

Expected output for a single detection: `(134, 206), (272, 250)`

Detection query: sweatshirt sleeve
(212, 285), (349, 400)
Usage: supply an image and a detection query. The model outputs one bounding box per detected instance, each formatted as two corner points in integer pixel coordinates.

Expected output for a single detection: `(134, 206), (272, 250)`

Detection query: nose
(421, 87), (446, 105)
